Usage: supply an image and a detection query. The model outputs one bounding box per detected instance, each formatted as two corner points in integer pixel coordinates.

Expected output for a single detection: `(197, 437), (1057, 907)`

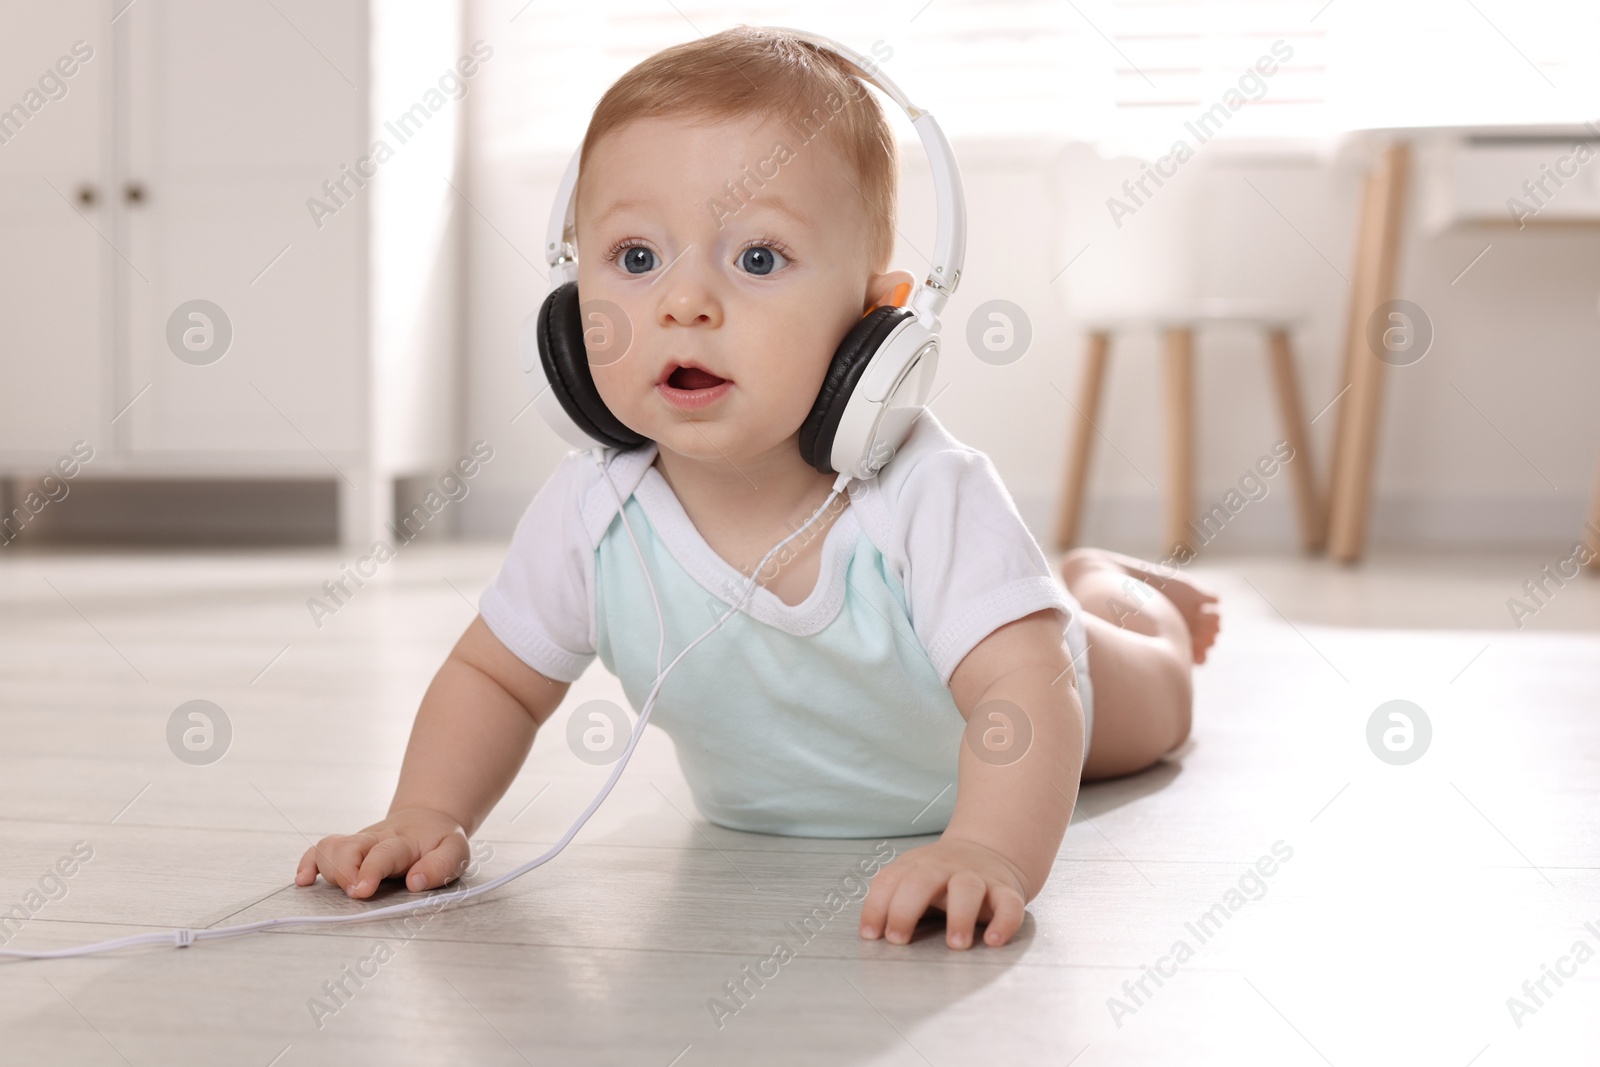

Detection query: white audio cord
(1, 446), (852, 960)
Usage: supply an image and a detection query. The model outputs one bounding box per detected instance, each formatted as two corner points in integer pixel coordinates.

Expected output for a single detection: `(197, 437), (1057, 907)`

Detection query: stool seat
(1054, 316), (1325, 559)
(1074, 299), (1306, 331)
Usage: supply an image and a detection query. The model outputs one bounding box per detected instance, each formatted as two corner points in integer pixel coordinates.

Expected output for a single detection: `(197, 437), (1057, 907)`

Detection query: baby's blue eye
(738, 245), (788, 276)
(621, 246), (656, 274)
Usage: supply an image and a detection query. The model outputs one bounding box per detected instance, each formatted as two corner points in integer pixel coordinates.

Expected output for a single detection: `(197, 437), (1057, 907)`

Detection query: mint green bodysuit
(480, 412), (1093, 838)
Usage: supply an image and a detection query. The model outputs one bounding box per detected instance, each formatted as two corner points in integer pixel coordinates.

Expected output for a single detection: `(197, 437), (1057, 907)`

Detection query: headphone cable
(0, 447), (851, 959)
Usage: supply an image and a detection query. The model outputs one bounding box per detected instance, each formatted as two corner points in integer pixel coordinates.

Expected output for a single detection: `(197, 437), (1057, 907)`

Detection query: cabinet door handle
(124, 182), (146, 204)
(75, 184), (97, 207)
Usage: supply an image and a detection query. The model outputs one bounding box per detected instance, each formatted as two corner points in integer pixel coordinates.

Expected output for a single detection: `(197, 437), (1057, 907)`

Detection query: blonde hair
(576, 26), (899, 273)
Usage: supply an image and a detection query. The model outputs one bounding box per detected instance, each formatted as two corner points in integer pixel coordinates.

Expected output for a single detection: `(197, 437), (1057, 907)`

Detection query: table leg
(1163, 328), (1195, 559)
(1327, 140), (1410, 563)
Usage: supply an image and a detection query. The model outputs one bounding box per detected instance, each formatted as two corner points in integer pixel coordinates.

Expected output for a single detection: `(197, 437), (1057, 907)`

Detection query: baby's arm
(294, 616), (570, 899)
(858, 608), (1083, 949)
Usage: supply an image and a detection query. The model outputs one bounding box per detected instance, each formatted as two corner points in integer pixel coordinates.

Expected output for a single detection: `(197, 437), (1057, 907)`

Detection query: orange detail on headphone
(863, 281), (912, 318)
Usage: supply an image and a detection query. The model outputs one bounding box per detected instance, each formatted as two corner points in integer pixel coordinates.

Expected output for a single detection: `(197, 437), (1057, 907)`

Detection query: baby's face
(576, 113), (910, 470)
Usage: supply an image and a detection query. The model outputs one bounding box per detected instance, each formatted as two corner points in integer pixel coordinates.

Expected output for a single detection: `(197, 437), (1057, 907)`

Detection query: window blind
(479, 0), (1597, 161)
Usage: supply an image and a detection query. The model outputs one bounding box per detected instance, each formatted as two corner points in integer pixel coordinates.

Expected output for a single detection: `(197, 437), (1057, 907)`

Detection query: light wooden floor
(1, 543), (1597, 1066)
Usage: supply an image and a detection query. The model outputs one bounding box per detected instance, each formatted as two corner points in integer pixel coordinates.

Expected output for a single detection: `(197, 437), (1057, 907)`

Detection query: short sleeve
(477, 451), (598, 683)
(885, 443), (1076, 686)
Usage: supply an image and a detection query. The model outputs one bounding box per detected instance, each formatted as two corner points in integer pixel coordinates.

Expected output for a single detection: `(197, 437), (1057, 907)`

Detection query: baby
(295, 27), (1221, 951)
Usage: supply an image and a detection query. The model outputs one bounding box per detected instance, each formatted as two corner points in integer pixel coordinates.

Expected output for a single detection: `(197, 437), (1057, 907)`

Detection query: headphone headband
(543, 27), (966, 323)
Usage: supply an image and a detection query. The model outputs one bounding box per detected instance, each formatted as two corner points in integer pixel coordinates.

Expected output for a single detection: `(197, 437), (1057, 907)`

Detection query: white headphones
(520, 27), (967, 481)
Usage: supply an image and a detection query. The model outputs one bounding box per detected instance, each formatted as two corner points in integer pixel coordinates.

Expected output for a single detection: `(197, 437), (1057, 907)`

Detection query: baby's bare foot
(1058, 548), (1221, 664)
(1145, 569), (1220, 664)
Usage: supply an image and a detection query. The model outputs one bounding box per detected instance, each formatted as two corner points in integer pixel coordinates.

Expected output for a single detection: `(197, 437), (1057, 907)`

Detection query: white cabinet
(118, 0), (370, 458)
(0, 0), (463, 545)
(0, 2), (108, 457)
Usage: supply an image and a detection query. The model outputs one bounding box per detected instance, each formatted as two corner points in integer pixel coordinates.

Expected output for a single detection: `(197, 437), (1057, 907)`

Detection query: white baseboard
(458, 485), (534, 542)
(464, 483), (1594, 556)
(1011, 491), (1595, 556)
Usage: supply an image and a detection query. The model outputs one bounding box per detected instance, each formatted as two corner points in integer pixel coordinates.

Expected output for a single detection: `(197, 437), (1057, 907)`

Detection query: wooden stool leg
(1327, 141), (1410, 563)
(1053, 331), (1111, 550)
(1584, 458), (1600, 572)
(1266, 328), (1325, 552)
(1163, 328), (1196, 559)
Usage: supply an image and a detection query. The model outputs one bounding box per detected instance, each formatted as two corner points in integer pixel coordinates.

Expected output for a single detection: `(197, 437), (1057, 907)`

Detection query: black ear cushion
(798, 305), (915, 474)
(536, 282), (649, 451)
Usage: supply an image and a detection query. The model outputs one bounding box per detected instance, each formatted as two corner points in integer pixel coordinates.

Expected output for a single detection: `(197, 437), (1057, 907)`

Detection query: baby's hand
(858, 837), (1030, 949)
(294, 807), (472, 900)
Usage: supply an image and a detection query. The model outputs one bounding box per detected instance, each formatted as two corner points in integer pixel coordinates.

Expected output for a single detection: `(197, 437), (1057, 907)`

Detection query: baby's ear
(862, 269), (916, 316)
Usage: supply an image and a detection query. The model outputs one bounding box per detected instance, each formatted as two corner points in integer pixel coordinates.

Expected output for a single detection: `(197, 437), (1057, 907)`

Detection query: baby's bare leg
(1058, 549), (1218, 780)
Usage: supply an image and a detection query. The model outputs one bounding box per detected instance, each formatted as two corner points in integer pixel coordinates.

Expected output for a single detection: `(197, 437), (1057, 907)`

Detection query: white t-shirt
(479, 410), (1093, 837)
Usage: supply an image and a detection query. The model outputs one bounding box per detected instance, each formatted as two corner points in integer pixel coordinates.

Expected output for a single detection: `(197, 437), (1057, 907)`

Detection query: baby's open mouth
(665, 366), (728, 391)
